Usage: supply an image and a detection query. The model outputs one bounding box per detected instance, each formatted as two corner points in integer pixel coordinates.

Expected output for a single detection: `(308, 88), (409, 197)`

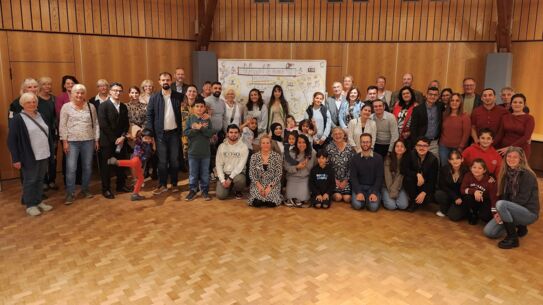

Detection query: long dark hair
(268, 85), (289, 115)
(397, 86), (415, 109)
(247, 88), (264, 111)
(294, 134), (312, 159)
(389, 139), (406, 174)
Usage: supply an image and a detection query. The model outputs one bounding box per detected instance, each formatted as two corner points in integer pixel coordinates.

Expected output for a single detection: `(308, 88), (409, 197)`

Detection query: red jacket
(462, 143), (502, 177)
(460, 172), (498, 211)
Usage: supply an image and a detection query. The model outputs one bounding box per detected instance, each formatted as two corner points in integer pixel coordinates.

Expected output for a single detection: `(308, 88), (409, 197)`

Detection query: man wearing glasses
(461, 77), (482, 114)
(401, 137), (439, 212)
(409, 86), (444, 162)
(98, 82), (130, 199)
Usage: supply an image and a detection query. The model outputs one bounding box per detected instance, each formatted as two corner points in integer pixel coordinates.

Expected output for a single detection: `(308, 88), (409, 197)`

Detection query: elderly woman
(325, 127), (355, 203)
(223, 88), (245, 130)
(248, 135), (283, 207)
(38, 76), (59, 190)
(8, 93), (54, 216)
(59, 84), (99, 204)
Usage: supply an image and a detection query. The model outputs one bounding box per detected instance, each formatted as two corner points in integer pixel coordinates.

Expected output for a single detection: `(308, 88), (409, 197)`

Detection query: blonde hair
(38, 77), (53, 93)
(19, 92), (38, 107)
(96, 79), (109, 87)
(497, 147), (536, 196)
(20, 78), (39, 95)
(140, 79), (154, 94)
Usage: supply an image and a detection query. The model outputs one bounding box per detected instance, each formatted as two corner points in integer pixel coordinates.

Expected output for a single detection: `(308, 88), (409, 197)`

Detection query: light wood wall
(0, 30), (194, 179)
(210, 0), (542, 42)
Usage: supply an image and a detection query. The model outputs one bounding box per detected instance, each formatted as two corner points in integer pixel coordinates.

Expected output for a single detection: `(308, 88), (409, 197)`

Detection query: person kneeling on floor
(108, 128), (155, 201)
(216, 124), (249, 200)
(309, 150), (335, 209)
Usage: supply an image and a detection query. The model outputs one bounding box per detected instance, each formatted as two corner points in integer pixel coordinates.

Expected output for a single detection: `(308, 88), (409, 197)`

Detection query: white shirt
(95, 94), (109, 104)
(163, 93), (177, 130)
(335, 97), (342, 111)
(111, 99), (121, 112)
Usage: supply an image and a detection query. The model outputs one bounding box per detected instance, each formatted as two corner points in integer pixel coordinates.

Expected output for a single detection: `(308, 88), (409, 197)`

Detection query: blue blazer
(146, 90), (184, 140)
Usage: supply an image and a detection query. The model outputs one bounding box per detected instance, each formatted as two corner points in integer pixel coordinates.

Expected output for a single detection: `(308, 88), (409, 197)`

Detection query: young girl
(283, 132), (299, 166)
(283, 115), (298, 143)
(309, 150), (335, 209)
(108, 129), (154, 201)
(382, 140), (409, 210)
(460, 159), (497, 225)
(435, 149), (469, 219)
(298, 119), (315, 145)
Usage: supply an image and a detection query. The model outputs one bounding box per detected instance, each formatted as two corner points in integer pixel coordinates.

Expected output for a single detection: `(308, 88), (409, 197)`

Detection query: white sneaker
(38, 203), (53, 212)
(26, 206), (42, 216)
(436, 211), (446, 217)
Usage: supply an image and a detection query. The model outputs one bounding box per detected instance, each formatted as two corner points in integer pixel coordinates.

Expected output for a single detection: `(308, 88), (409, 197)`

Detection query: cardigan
(7, 113), (54, 168)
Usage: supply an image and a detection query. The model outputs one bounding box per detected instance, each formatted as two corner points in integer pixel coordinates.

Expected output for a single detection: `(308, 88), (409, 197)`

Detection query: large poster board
(218, 59), (327, 121)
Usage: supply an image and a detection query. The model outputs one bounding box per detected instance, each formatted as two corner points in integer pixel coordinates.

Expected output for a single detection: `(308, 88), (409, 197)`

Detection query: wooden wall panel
(0, 31), (15, 179)
(347, 42), (397, 92)
(446, 42), (495, 92)
(7, 31), (74, 62)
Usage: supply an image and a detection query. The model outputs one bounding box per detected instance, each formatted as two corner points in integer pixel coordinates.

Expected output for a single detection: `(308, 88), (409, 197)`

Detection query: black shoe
(468, 212), (478, 225)
(406, 204), (417, 212)
(517, 225), (528, 237)
(131, 194), (145, 201)
(185, 190), (197, 201)
(117, 185), (133, 193)
(102, 190), (115, 199)
(498, 222), (519, 249)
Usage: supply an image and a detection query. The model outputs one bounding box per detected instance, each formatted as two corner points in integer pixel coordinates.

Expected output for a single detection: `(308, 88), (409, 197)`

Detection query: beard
(162, 84), (171, 90)
(213, 91), (221, 97)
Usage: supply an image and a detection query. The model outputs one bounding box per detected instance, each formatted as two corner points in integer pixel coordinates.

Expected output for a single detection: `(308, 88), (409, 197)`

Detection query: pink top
(440, 113), (471, 150)
(496, 113), (535, 158)
(55, 92), (70, 117)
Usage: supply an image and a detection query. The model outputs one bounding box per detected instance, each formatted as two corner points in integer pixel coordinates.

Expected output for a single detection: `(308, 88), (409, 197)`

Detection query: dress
(325, 141), (355, 194)
(496, 113), (535, 159)
(127, 100), (148, 128)
(268, 102), (286, 129)
(284, 149), (316, 201)
(248, 151), (283, 206)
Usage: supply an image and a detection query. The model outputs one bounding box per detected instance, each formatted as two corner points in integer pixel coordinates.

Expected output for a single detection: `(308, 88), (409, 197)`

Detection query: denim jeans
(21, 159), (48, 208)
(66, 140), (94, 195)
(156, 131), (180, 187)
(188, 157), (210, 193)
(351, 185), (381, 212)
(439, 145), (455, 164)
(484, 200), (539, 238)
(381, 187), (409, 210)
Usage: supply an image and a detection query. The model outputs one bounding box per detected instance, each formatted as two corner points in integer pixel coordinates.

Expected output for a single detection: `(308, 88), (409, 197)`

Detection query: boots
(517, 225), (528, 237)
(498, 222), (519, 249)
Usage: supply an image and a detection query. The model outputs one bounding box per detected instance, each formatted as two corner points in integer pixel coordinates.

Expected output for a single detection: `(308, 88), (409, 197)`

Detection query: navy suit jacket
(146, 90), (184, 140)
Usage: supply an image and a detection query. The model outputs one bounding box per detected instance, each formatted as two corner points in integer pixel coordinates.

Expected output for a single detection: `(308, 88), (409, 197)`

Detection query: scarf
(270, 122), (283, 142)
(505, 167), (522, 198)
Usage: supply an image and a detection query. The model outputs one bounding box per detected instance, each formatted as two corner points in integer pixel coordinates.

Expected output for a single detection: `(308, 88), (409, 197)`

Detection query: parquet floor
(1, 176), (542, 305)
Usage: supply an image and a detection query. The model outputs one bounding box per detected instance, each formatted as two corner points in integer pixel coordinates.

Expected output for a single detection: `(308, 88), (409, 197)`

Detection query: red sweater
(440, 113), (471, 149)
(461, 172), (498, 211)
(495, 113), (535, 159)
(462, 143), (502, 177)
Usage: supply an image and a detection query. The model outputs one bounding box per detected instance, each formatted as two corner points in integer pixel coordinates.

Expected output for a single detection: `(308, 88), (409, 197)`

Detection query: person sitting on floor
(459, 159), (497, 225)
(309, 150), (335, 209)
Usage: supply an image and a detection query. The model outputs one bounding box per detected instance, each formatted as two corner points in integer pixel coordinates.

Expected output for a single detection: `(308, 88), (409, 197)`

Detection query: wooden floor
(1, 176), (542, 305)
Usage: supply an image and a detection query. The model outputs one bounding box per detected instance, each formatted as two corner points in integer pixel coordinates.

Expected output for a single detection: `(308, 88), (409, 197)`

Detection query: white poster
(218, 59), (327, 121)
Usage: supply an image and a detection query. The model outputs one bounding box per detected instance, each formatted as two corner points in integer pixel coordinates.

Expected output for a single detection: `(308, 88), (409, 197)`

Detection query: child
(462, 128), (502, 178)
(283, 132), (299, 166)
(184, 99), (214, 201)
(108, 128), (154, 201)
(309, 150), (335, 209)
(298, 119), (315, 145)
(460, 159), (497, 225)
(283, 115), (299, 143)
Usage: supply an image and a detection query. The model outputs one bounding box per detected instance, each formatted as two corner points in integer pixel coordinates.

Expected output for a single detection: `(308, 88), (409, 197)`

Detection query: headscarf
(270, 122), (283, 142)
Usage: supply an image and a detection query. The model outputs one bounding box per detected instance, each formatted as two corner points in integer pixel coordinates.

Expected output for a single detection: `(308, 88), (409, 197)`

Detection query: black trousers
(448, 195), (492, 222)
(374, 143), (390, 159)
(311, 195), (331, 208)
(98, 144), (128, 192)
(403, 176), (434, 207)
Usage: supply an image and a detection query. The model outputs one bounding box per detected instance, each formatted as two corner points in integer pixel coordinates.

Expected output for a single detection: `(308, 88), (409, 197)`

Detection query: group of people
(7, 69), (539, 250)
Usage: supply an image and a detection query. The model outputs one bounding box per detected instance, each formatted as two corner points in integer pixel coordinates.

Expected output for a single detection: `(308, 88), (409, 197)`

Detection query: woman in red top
(392, 86), (417, 144)
(460, 159), (497, 225)
(439, 93), (471, 161)
(496, 93), (535, 159)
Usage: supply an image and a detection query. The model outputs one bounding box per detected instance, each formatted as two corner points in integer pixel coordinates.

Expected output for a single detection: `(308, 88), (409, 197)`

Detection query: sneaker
(65, 193), (75, 205)
(81, 190), (94, 199)
(170, 186), (180, 193)
(37, 202), (53, 212)
(436, 210), (446, 217)
(209, 172), (217, 181)
(284, 199), (295, 207)
(26, 206), (41, 216)
(185, 190), (197, 201)
(131, 194), (145, 201)
(48, 182), (59, 190)
(294, 199), (304, 208)
(152, 185), (168, 195)
(202, 193), (212, 201)
(234, 192), (243, 200)
(43, 183), (49, 191)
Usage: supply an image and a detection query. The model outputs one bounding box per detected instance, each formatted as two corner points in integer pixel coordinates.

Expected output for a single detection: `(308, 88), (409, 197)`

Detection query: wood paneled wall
(211, 0), (543, 42)
(0, 31), (194, 179)
(0, 0), (197, 39)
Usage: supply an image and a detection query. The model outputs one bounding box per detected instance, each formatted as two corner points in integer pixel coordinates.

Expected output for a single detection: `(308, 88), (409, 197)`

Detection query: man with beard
(205, 82), (226, 180)
(215, 124), (249, 200)
(146, 72), (184, 194)
(350, 133), (384, 212)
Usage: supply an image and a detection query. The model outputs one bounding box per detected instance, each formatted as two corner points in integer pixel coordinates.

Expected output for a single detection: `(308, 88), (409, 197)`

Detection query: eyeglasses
(110, 89), (123, 93)
(416, 144), (429, 148)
